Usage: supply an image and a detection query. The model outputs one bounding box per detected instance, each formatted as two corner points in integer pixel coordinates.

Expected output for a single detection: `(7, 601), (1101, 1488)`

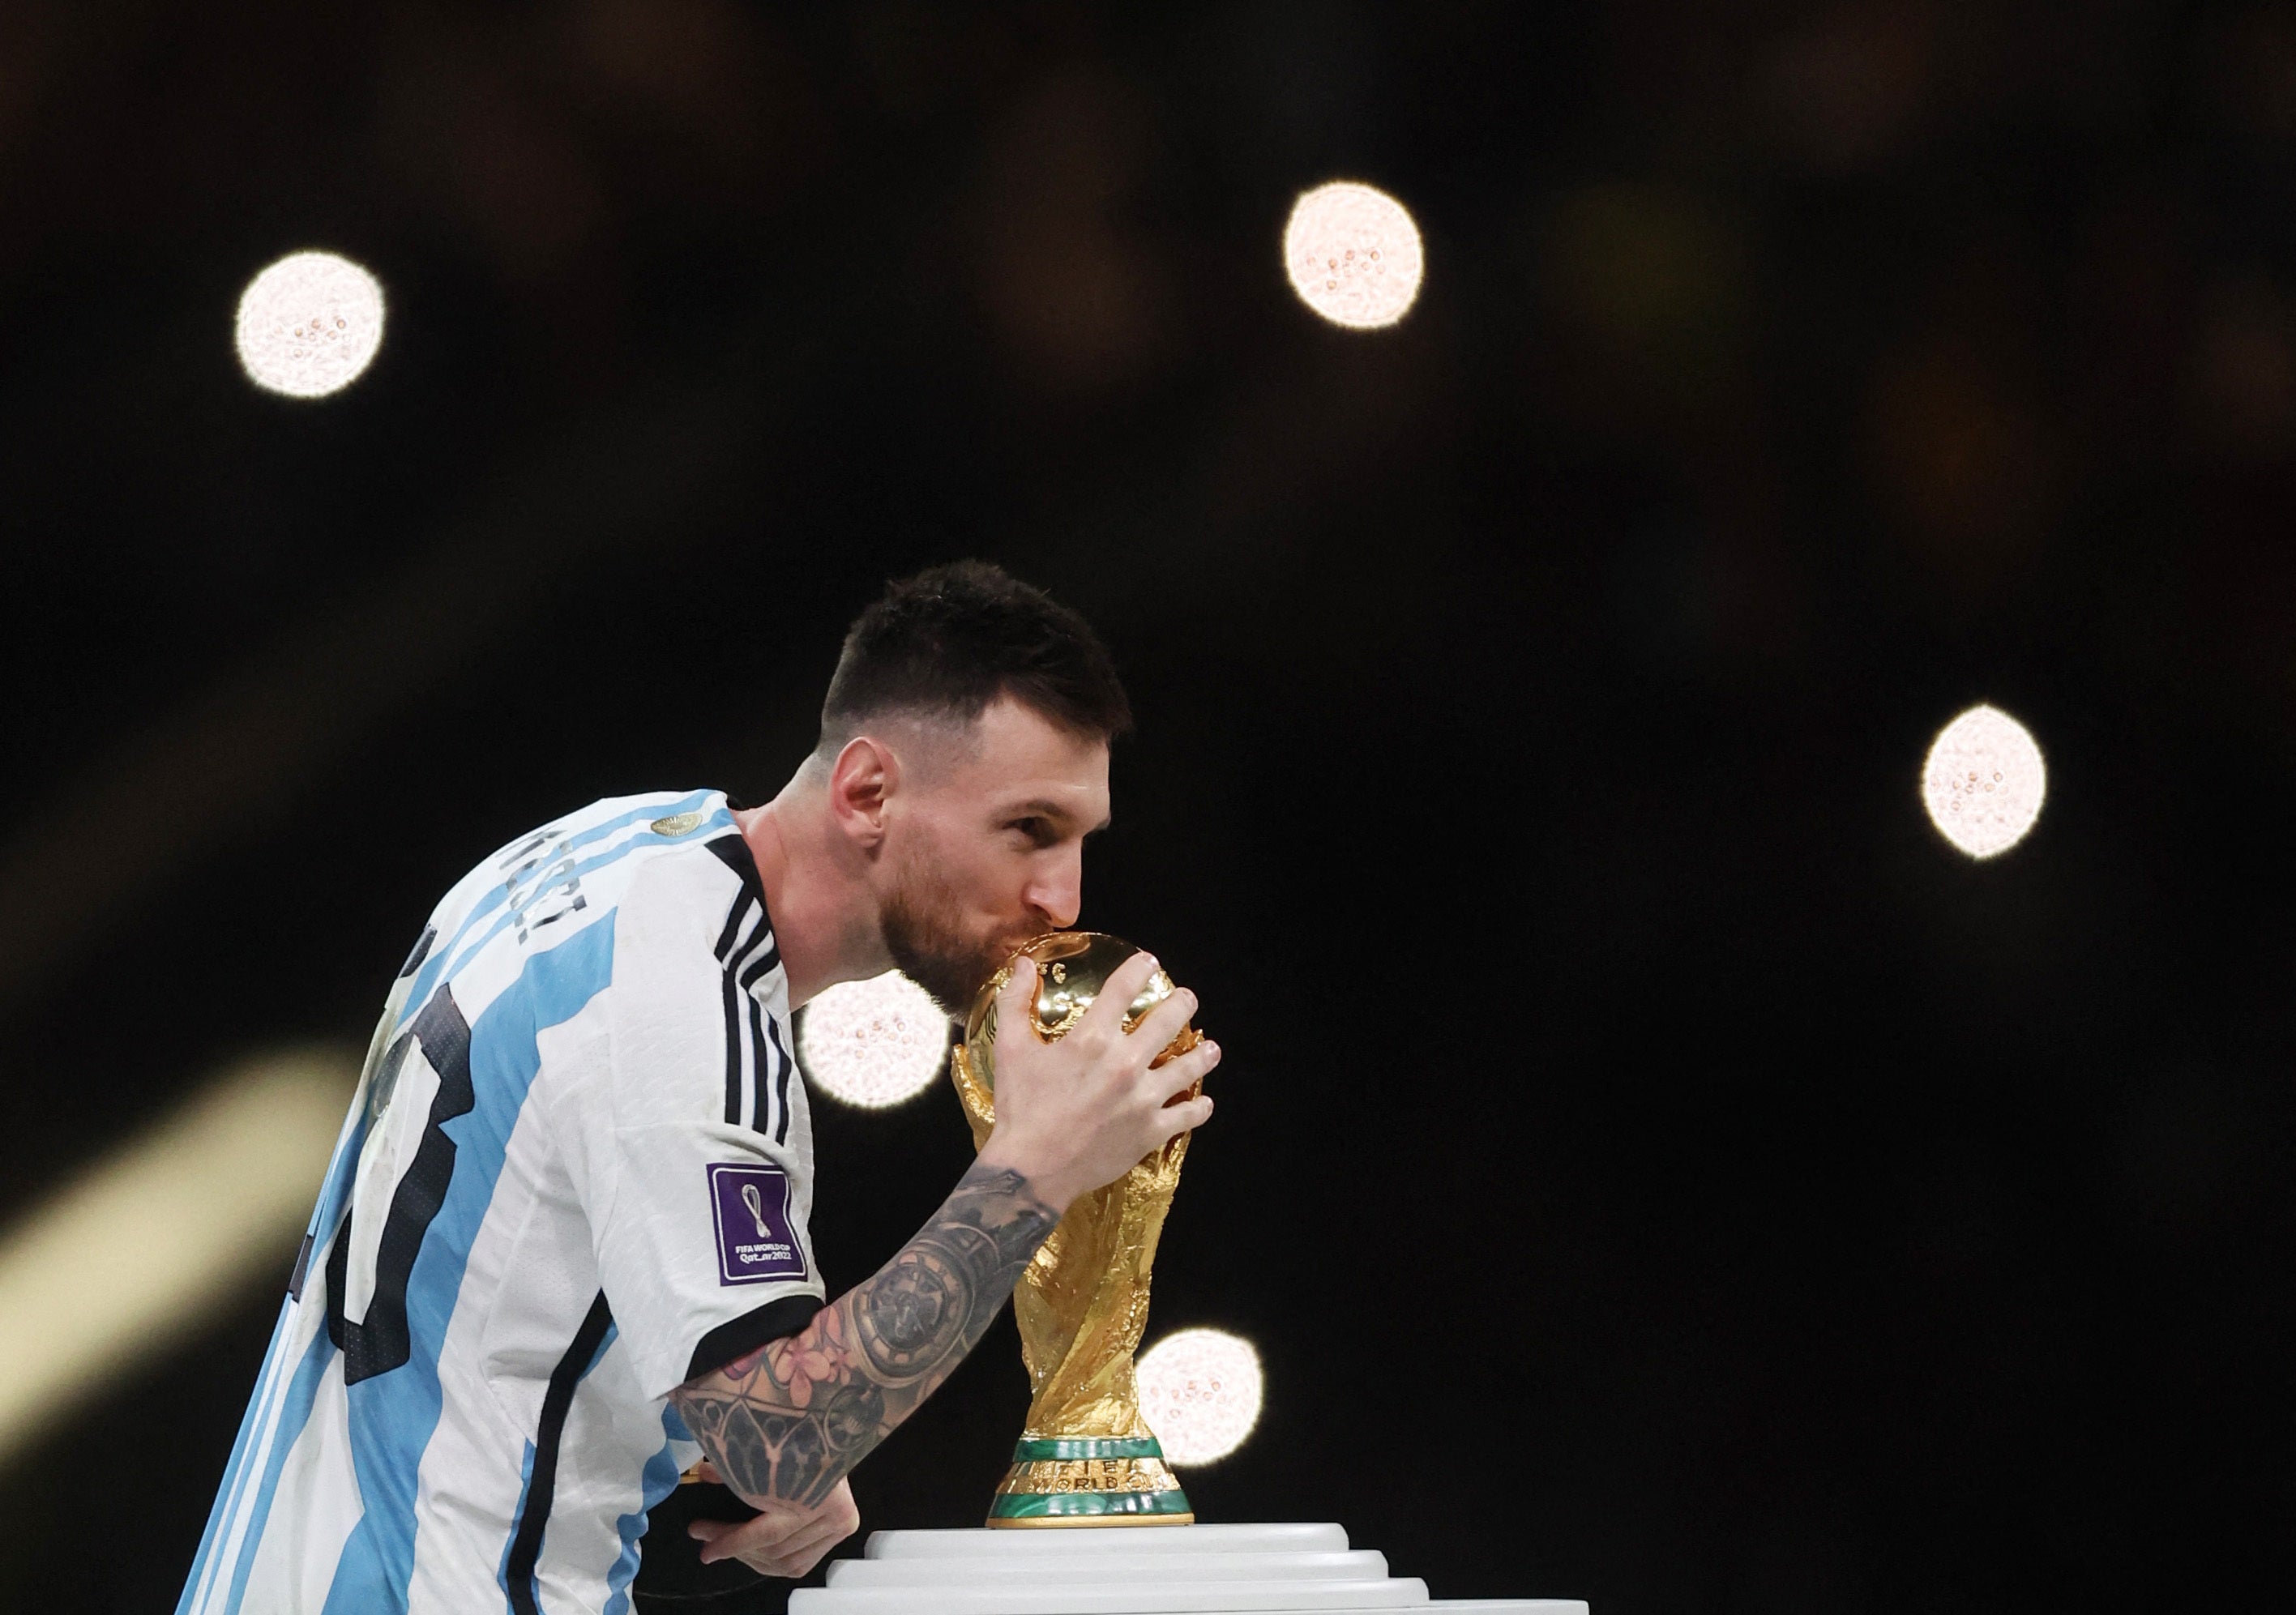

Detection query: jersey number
(324, 988), (474, 1385)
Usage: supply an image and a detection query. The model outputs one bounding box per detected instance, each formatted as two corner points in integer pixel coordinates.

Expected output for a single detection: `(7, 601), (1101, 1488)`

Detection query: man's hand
(977, 951), (1220, 1212)
(689, 1474), (859, 1579)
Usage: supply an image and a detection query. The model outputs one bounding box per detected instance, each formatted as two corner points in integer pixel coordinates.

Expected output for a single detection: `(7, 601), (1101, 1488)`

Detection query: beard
(879, 855), (1019, 1015)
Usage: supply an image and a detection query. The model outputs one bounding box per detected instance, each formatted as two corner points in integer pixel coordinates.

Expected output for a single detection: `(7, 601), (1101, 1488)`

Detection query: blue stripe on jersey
(603, 1408), (690, 1615)
(177, 1297), (296, 1615)
(223, 1319), (339, 1615)
(402, 793), (721, 1016)
(320, 913), (622, 1615)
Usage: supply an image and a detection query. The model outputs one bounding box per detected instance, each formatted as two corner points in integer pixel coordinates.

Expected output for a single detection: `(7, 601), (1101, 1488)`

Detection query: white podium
(786, 1522), (1585, 1615)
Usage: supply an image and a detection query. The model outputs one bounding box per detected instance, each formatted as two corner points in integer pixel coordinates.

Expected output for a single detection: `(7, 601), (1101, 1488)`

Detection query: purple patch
(708, 1163), (808, 1286)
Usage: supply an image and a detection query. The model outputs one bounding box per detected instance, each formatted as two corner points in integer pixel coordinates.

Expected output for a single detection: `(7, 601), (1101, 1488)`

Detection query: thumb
(994, 954), (1037, 1032)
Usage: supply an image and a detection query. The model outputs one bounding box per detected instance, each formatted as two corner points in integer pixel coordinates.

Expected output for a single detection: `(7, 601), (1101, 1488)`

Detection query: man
(178, 562), (1220, 1613)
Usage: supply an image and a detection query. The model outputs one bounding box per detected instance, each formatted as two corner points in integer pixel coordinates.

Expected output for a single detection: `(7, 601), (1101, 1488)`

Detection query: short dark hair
(817, 561), (1132, 753)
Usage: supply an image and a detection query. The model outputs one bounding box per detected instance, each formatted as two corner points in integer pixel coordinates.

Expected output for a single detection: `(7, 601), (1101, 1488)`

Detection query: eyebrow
(1007, 799), (1112, 834)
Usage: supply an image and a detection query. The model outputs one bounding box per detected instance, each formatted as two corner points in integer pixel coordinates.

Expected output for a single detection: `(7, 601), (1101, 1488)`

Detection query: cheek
(980, 850), (1054, 925)
(913, 828), (1021, 913)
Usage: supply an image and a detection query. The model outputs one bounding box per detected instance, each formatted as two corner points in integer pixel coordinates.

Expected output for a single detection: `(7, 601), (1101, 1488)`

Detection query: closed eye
(1007, 817), (1058, 848)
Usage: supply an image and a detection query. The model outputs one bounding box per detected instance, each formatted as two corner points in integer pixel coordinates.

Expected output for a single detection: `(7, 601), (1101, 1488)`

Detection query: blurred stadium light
(796, 968), (951, 1108)
(1137, 1327), (1264, 1465)
(1922, 703), (2047, 859)
(0, 1049), (353, 1463)
(1283, 180), (1425, 330)
(234, 250), (387, 398)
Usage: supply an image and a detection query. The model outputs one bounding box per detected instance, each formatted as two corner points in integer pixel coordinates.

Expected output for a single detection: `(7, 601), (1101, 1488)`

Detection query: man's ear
(826, 736), (898, 848)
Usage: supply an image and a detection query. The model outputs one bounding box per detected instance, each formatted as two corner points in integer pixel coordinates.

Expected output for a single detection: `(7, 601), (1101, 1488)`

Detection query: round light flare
(234, 250), (386, 398)
(1138, 1327), (1263, 1466)
(1283, 181), (1424, 330)
(797, 970), (950, 1109)
(1922, 703), (2046, 859)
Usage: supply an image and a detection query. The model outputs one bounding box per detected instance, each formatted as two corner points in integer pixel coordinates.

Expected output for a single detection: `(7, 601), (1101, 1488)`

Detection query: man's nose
(1027, 852), (1083, 931)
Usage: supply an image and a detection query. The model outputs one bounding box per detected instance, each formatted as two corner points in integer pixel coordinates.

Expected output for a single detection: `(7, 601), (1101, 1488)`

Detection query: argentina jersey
(178, 789), (827, 1615)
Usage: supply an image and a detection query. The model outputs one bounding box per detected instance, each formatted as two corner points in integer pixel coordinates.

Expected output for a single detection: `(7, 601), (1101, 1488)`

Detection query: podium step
(788, 1523), (1586, 1615)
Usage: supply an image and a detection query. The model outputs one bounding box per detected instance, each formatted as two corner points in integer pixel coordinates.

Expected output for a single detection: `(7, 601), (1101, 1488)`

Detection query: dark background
(2, 2), (2292, 1609)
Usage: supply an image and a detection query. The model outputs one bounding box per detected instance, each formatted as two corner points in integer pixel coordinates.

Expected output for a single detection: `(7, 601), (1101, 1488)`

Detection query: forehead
(936, 697), (1110, 818)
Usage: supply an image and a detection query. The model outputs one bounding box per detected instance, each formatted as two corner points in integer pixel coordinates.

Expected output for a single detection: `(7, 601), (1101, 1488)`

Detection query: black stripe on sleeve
(728, 901), (774, 979)
(712, 890), (755, 963)
(738, 936), (781, 990)
(709, 831), (780, 1129)
(763, 1015), (796, 1145)
(709, 831), (779, 984)
(720, 963), (745, 1127)
(505, 1289), (615, 1615)
(745, 997), (769, 1134)
(682, 1293), (826, 1386)
(720, 908), (772, 1129)
(705, 832), (767, 907)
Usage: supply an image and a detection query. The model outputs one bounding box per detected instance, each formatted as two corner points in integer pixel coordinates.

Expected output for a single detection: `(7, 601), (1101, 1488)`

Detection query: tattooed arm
(669, 1158), (1058, 1515)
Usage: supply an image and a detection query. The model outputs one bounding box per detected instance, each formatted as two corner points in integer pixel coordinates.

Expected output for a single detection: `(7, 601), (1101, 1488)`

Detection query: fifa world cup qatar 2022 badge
(708, 1163), (808, 1284)
(952, 931), (1209, 1527)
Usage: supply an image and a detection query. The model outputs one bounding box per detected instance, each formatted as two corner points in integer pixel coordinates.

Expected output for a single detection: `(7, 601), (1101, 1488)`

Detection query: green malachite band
(1009, 1437), (1166, 1463)
(988, 1489), (1195, 1520)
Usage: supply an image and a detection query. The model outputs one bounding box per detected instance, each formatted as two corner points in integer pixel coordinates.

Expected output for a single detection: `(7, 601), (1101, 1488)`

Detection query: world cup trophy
(951, 931), (1206, 1527)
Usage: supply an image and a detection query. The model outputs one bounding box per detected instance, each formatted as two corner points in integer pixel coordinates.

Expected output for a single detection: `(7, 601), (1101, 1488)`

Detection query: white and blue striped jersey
(179, 789), (827, 1615)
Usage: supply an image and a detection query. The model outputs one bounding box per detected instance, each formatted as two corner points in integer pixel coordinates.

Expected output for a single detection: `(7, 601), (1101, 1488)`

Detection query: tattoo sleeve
(668, 1159), (1058, 1508)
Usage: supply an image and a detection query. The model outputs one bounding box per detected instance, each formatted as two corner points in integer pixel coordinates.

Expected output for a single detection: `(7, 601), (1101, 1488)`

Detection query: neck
(734, 772), (887, 1009)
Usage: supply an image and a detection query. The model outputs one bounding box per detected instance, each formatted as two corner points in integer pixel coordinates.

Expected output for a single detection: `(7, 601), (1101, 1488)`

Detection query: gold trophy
(951, 932), (1205, 1527)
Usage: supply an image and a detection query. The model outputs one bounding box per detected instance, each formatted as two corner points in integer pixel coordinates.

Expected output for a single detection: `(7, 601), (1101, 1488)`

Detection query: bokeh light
(1138, 1327), (1263, 1465)
(234, 251), (386, 398)
(1283, 181), (1425, 330)
(0, 1050), (353, 1463)
(1922, 703), (2046, 859)
(797, 970), (950, 1109)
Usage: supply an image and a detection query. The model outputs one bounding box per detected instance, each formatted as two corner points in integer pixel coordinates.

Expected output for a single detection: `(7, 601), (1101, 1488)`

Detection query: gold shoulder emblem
(651, 810), (707, 838)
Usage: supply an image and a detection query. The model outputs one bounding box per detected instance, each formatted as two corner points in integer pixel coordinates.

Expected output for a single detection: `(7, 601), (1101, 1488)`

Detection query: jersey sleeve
(575, 865), (825, 1402)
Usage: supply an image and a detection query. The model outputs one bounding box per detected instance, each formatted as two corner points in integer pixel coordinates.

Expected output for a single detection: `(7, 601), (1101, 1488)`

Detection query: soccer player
(177, 562), (1221, 1613)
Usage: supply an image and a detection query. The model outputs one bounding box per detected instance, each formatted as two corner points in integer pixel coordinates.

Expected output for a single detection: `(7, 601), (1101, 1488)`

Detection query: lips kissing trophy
(951, 930), (1204, 1527)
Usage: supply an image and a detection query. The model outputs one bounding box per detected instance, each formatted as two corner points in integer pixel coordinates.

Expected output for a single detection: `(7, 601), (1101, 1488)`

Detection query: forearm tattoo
(669, 1160), (1058, 1508)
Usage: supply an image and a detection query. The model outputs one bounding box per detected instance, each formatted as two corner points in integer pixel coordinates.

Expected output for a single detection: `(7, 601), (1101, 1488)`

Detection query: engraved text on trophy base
(1001, 1456), (1186, 1496)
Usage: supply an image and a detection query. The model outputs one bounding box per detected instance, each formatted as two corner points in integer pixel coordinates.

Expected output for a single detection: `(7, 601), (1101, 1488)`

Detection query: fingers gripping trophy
(952, 932), (1210, 1527)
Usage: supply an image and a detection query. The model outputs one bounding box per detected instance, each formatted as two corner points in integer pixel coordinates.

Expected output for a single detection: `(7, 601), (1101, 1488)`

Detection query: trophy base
(985, 1436), (1195, 1528)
